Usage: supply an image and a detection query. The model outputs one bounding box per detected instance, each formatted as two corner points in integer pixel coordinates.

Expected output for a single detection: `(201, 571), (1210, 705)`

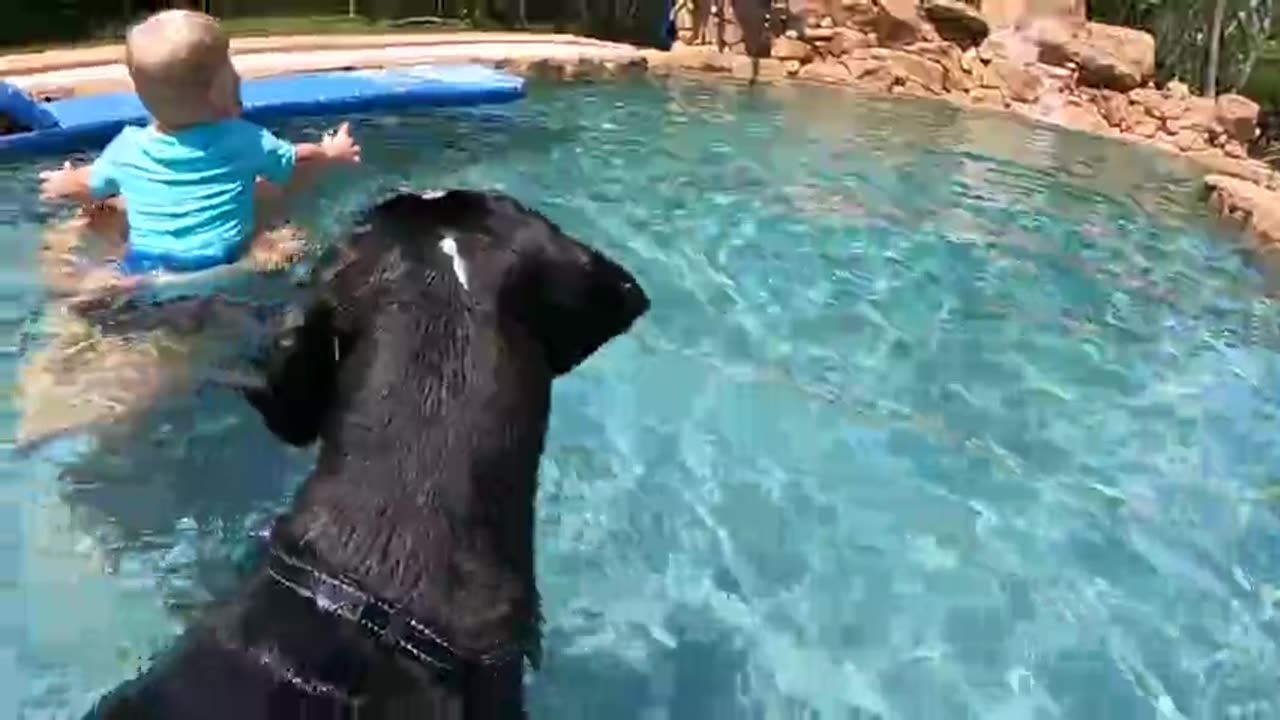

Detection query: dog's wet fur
(84, 189), (650, 719)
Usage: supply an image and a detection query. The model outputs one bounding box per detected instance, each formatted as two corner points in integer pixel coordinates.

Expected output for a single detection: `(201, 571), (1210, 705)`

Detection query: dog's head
(247, 190), (650, 446)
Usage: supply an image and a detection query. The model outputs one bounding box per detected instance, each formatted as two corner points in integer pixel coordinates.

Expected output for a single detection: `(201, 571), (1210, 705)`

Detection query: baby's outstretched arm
(289, 121), (362, 190)
(39, 162), (99, 204)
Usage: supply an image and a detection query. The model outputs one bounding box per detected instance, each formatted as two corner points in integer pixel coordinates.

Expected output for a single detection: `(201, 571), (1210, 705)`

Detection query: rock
(1184, 96), (1220, 131)
(1165, 79), (1191, 100)
(1128, 114), (1160, 138)
(960, 47), (980, 73)
(879, 0), (920, 24)
(922, 0), (989, 48)
(603, 57), (649, 79)
(785, 29), (801, 39)
(784, 60), (804, 75)
(1129, 87), (1185, 121)
(846, 58), (898, 93)
(1094, 89), (1129, 127)
(843, 0), (882, 28)
(805, 27), (837, 41)
(772, 36), (814, 61)
(968, 87), (1006, 109)
(982, 60), (1044, 103)
(873, 48), (946, 93)
(979, 28), (1040, 65)
(732, 56), (788, 82)
(893, 79), (936, 98)
(1188, 152), (1279, 188)
(1203, 173), (1280, 248)
(1038, 21), (1155, 92)
(909, 42), (974, 92)
(1173, 129), (1208, 153)
(1216, 93), (1260, 143)
(1056, 99), (1110, 134)
(667, 44), (735, 72)
(875, 0), (925, 47)
(1224, 139), (1248, 158)
(827, 27), (873, 55)
(820, 15), (836, 28)
(797, 59), (852, 83)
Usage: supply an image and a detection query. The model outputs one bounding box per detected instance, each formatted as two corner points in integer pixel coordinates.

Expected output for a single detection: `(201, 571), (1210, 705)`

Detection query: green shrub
(1243, 55), (1280, 111)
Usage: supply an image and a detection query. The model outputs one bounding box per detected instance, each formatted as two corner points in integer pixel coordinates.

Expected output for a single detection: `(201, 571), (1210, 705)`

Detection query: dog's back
(85, 190), (649, 719)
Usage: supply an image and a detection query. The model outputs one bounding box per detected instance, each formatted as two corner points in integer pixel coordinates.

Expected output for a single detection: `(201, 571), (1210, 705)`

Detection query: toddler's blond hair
(125, 10), (233, 129)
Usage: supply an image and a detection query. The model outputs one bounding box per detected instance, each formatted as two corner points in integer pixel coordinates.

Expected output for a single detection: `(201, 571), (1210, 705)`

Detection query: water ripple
(1, 77), (1278, 718)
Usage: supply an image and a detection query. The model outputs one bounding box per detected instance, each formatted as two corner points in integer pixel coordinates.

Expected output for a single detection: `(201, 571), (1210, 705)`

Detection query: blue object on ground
(0, 63), (525, 157)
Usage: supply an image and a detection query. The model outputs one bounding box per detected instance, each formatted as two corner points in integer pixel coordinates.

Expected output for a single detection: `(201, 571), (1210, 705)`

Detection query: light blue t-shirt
(88, 118), (297, 273)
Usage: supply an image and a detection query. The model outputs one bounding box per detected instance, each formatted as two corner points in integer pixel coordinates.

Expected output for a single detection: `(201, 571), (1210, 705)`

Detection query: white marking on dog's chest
(438, 236), (469, 290)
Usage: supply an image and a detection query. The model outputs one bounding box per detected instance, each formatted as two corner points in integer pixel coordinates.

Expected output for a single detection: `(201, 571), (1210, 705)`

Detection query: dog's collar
(266, 545), (520, 678)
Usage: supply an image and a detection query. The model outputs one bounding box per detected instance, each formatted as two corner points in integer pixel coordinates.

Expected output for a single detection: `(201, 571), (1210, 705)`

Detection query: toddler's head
(125, 10), (240, 130)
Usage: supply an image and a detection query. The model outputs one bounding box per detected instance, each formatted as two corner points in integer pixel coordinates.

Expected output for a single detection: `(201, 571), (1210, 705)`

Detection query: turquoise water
(4, 76), (1280, 718)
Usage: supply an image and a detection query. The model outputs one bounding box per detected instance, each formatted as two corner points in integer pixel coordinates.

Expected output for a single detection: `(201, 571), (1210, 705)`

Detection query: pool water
(4, 76), (1280, 718)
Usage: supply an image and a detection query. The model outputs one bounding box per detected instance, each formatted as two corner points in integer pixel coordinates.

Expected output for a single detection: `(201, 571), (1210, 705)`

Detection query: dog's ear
(518, 223), (650, 376)
(243, 300), (342, 446)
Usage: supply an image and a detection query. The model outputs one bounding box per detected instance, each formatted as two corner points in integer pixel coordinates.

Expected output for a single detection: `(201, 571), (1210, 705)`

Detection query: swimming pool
(4, 75), (1280, 718)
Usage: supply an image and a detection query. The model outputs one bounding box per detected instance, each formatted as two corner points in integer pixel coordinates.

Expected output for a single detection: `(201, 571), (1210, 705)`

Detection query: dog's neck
(277, 295), (546, 663)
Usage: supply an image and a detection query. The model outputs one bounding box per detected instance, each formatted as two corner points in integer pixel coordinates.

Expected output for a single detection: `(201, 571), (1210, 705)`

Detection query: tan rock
(982, 60), (1044, 103)
(846, 59), (897, 93)
(979, 28), (1040, 65)
(1128, 114), (1160, 138)
(968, 87), (1006, 109)
(843, 0), (882, 29)
(872, 48), (946, 93)
(821, 15), (836, 28)
(805, 27), (837, 41)
(1161, 96), (1218, 133)
(922, 0), (990, 48)
(797, 59), (852, 83)
(732, 56), (787, 82)
(667, 44), (735, 72)
(772, 36), (813, 61)
(1094, 89), (1129, 127)
(960, 47), (980, 74)
(1057, 100), (1110, 134)
(1203, 174), (1280, 248)
(827, 28), (873, 55)
(1187, 152), (1279, 188)
(1173, 129), (1208, 153)
(1129, 87), (1185, 121)
(1217, 93), (1260, 144)
(1038, 21), (1155, 92)
(909, 42), (974, 92)
(875, 0), (925, 47)
(879, 0), (920, 24)
(1165, 80), (1191, 100)
(1224, 139), (1248, 158)
(783, 59), (804, 75)
(893, 79), (936, 98)
(603, 57), (649, 79)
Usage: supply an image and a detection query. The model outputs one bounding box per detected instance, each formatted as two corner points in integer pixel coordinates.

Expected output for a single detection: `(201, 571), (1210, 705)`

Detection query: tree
(1091, 0), (1273, 95)
(1207, 0), (1227, 95)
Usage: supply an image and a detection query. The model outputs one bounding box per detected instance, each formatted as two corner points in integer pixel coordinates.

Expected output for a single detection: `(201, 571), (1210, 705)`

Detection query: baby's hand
(39, 161), (89, 202)
(321, 122), (362, 164)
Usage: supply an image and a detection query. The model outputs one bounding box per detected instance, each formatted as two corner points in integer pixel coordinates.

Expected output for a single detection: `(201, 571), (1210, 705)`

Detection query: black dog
(85, 190), (650, 719)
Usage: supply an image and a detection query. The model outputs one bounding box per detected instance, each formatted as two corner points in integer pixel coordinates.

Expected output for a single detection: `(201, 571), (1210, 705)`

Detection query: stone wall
(664, 1), (1261, 168)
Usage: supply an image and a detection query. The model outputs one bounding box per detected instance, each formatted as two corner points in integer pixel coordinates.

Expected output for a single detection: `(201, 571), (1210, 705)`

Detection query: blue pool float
(0, 63), (525, 157)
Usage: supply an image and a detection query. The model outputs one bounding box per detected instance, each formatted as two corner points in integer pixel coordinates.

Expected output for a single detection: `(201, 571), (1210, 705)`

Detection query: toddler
(39, 9), (361, 296)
